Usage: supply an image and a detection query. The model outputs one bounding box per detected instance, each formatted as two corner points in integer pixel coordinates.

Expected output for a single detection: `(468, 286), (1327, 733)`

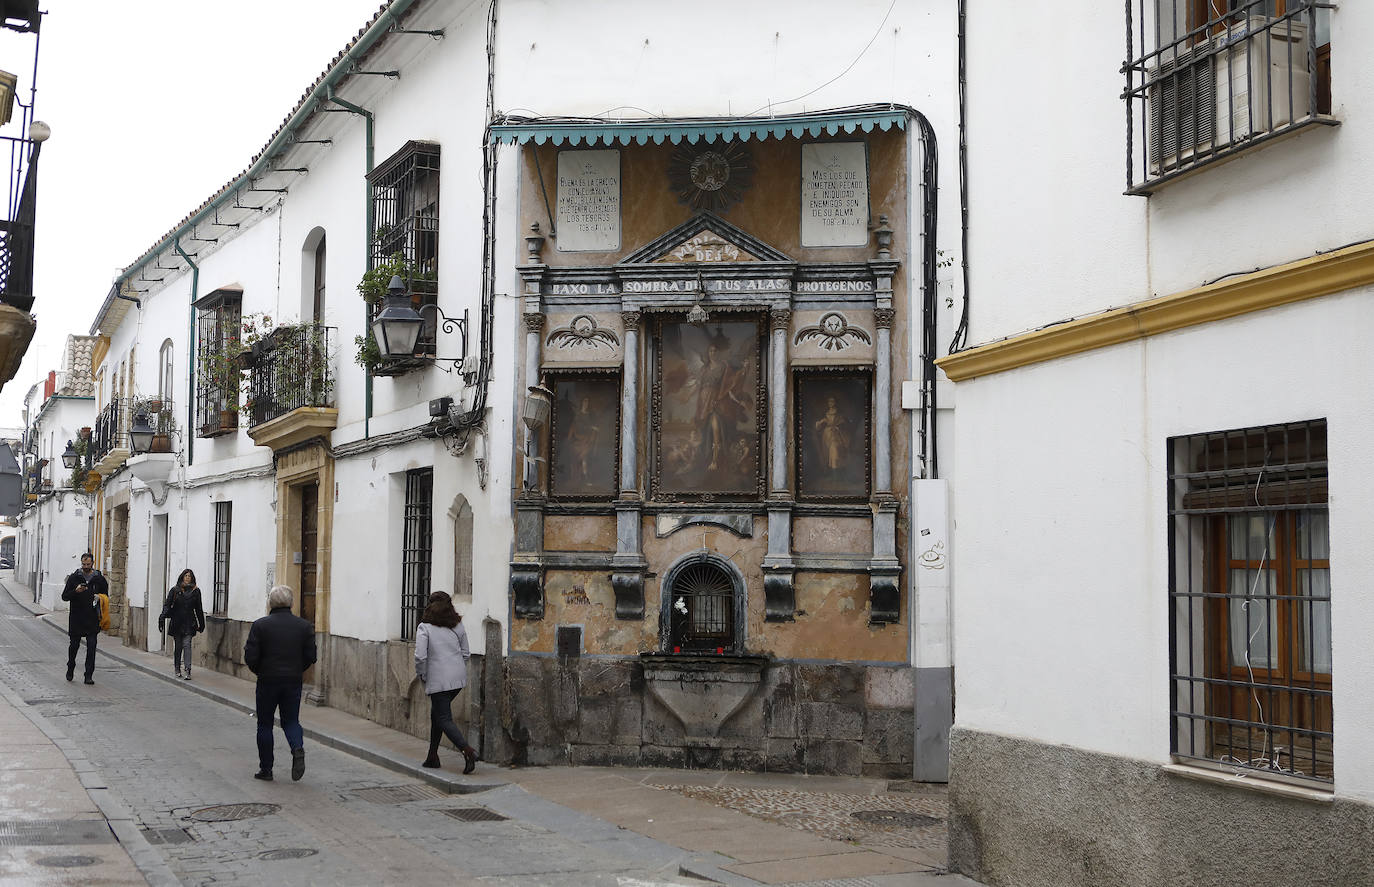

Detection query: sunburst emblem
(667, 140), (753, 213)
(546, 314), (620, 350)
(793, 312), (872, 351)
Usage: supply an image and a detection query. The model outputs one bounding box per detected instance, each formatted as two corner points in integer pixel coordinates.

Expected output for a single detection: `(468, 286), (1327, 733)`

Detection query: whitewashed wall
(957, 2), (1374, 805)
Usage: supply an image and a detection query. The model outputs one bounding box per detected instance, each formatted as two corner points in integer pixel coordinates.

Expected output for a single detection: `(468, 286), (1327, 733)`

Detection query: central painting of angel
(655, 318), (763, 497)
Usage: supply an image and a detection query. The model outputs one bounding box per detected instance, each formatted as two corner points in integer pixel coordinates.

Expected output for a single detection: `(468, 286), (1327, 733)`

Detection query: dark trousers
(255, 680), (304, 771)
(427, 688), (469, 755)
(67, 631), (97, 678)
(172, 633), (194, 674)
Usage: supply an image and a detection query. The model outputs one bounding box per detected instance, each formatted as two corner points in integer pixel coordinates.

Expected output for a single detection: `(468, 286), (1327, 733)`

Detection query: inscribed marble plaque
(556, 149), (621, 252)
(800, 142), (868, 247)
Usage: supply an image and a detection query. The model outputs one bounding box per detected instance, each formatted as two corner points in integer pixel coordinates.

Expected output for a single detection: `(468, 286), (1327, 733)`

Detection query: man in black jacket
(244, 585), (317, 782)
(61, 553), (107, 684)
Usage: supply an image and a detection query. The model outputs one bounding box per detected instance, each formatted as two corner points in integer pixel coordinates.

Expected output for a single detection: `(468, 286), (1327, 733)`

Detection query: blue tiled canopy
(489, 108), (910, 147)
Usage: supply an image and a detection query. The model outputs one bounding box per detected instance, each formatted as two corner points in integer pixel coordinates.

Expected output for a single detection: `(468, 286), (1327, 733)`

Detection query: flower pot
(232, 350), (254, 371)
(146, 399), (163, 413)
(78, 427), (92, 440)
(150, 433), (172, 453)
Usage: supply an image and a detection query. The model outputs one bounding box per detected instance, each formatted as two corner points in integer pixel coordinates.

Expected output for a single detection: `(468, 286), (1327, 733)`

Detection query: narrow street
(0, 580), (960, 887)
(0, 586), (714, 886)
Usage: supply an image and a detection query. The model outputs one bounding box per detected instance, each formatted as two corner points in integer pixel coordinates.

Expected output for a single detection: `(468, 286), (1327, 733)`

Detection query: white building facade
(54, 0), (961, 776)
(942, 2), (1372, 885)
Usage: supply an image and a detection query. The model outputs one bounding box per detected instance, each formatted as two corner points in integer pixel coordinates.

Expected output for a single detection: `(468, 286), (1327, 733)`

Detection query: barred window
(212, 501), (232, 615)
(368, 141), (439, 364)
(1124, 1), (1334, 195)
(400, 467), (434, 641)
(1168, 419), (1330, 784)
(194, 287), (242, 438)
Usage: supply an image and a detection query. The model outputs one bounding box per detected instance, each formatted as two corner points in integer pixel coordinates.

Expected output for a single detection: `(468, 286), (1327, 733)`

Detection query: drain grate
(189, 803), (281, 823)
(260, 847), (319, 860)
(352, 784), (448, 804)
(440, 807), (508, 822)
(850, 809), (941, 828)
(35, 855), (100, 868)
(141, 827), (194, 845)
(0, 820), (113, 846)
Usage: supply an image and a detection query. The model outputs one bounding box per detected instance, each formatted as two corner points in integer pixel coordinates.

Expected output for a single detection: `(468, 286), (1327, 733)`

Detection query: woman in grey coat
(414, 591), (478, 773)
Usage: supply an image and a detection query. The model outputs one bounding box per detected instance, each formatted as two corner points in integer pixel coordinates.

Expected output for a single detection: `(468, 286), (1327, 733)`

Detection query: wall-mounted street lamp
(371, 275), (470, 373)
(60, 439), (79, 469)
(128, 411), (155, 455)
(522, 381), (553, 431)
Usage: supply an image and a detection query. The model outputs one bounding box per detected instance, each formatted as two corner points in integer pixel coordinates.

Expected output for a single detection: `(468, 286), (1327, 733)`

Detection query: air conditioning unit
(1148, 16), (1310, 174)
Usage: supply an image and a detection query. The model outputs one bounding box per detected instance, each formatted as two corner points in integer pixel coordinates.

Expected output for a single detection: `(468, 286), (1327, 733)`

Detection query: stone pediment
(619, 212), (791, 266)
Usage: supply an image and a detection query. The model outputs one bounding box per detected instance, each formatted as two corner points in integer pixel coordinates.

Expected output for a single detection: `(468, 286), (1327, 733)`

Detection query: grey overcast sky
(0, 0), (387, 429)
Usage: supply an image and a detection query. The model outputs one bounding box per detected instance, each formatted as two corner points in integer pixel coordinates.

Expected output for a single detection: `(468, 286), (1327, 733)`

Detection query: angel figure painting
(550, 376), (619, 497)
(796, 372), (870, 499)
(657, 319), (762, 496)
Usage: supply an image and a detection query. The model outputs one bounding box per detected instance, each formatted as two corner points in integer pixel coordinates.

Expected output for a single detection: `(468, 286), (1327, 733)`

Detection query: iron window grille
(1123, 0), (1335, 195)
(368, 141), (440, 371)
(400, 467), (434, 641)
(194, 288), (243, 437)
(1167, 418), (1331, 784)
(212, 501), (232, 615)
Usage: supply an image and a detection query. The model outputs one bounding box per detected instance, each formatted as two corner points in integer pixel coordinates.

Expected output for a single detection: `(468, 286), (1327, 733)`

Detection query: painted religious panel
(795, 370), (871, 500)
(550, 374), (620, 499)
(654, 318), (764, 499)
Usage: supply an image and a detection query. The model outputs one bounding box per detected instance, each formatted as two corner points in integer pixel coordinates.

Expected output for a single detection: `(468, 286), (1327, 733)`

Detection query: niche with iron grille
(661, 553), (745, 653)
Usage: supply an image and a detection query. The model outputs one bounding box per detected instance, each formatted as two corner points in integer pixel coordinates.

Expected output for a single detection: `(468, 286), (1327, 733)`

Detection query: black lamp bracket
(416, 303), (470, 374)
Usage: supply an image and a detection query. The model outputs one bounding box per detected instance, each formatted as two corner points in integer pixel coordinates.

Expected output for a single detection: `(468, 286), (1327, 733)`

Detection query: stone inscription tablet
(557, 149), (621, 252)
(800, 142), (868, 248)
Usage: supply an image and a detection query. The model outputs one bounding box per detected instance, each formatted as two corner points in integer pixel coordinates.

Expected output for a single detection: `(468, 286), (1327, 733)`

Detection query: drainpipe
(172, 237), (199, 467)
(326, 86), (376, 439)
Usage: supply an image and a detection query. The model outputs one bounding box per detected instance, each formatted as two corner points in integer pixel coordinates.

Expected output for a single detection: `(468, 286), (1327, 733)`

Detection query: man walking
(61, 553), (107, 684)
(243, 585), (316, 782)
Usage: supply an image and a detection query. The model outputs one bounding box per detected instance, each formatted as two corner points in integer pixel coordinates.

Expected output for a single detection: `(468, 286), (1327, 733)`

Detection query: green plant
(67, 437), (89, 490)
(354, 330), (382, 373)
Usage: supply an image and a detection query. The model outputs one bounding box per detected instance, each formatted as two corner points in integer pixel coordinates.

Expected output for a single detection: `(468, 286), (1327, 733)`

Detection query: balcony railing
(91, 397), (128, 464)
(1124, 0), (1335, 195)
(246, 324), (336, 428)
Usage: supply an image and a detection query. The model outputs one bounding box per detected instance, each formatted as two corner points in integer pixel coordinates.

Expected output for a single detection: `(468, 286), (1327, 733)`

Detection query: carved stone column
(612, 309), (645, 619)
(872, 307), (895, 496)
(512, 310), (547, 619)
(768, 308), (791, 497)
(763, 307), (795, 621)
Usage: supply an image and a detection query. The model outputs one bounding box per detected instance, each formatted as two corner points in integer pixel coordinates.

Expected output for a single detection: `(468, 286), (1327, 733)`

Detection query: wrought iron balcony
(1123, 0), (1335, 195)
(246, 324), (336, 429)
(91, 397), (128, 466)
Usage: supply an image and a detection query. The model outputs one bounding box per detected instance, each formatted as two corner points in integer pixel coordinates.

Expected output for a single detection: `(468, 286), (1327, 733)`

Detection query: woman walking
(414, 591), (477, 773)
(159, 569), (205, 680)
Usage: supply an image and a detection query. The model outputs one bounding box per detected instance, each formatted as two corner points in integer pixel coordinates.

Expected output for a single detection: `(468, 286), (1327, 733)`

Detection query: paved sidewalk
(2, 574), (979, 886)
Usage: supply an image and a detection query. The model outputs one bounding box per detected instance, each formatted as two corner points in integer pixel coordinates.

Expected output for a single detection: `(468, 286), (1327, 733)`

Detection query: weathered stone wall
(497, 653), (913, 777)
(948, 728), (1374, 887)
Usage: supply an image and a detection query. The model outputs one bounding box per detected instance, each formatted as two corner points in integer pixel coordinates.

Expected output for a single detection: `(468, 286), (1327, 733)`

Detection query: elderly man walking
(244, 585), (316, 782)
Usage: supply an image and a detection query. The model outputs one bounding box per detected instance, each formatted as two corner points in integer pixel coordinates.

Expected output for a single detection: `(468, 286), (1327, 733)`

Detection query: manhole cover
(0, 819), (113, 846)
(141, 827), (193, 845)
(440, 807), (508, 822)
(353, 784), (447, 804)
(35, 855), (100, 868)
(260, 847), (319, 860)
(850, 809), (941, 828)
(189, 803), (281, 822)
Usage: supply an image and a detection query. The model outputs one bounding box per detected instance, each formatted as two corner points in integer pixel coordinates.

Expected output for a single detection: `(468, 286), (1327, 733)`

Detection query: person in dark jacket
(243, 585), (316, 782)
(159, 569), (206, 681)
(414, 591), (478, 773)
(61, 553), (107, 684)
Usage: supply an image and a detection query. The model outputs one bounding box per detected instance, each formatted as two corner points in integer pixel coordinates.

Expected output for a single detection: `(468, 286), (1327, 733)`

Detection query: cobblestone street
(0, 581), (974, 886)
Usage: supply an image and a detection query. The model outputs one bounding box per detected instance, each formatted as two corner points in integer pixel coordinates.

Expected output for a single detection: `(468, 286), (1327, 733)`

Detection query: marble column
(613, 310), (645, 619)
(513, 311), (546, 619)
(763, 307), (795, 621)
(872, 307), (894, 496)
